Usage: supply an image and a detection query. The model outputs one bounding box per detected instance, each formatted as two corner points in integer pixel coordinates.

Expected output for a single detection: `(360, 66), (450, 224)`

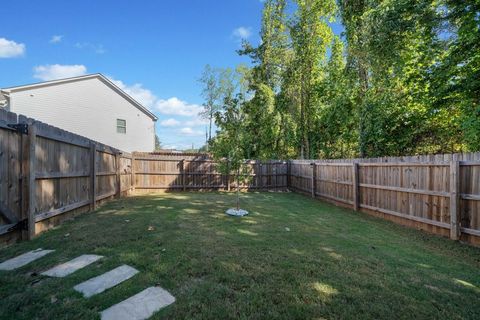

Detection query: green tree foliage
(289, 0), (336, 158)
(211, 94), (248, 162)
(431, 1), (480, 151)
(211, 94), (250, 209)
(338, 0), (476, 156)
(237, 0), (291, 159)
(199, 65), (221, 145)
(208, 0), (480, 160)
(199, 65), (236, 145)
(313, 36), (357, 159)
(154, 134), (162, 151)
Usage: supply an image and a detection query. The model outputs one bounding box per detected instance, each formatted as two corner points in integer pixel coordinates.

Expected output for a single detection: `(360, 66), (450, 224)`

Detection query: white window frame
(117, 119), (126, 134)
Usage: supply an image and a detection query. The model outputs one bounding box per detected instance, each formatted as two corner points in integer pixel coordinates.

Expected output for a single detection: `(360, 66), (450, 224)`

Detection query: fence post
(130, 153), (135, 192)
(180, 159), (186, 191)
(115, 153), (121, 198)
(90, 142), (97, 210)
(274, 162), (278, 190)
(19, 118), (27, 241)
(450, 154), (460, 240)
(311, 162), (316, 198)
(226, 160), (231, 191)
(26, 121), (37, 239)
(259, 163), (263, 190)
(352, 161), (359, 211)
(287, 160), (291, 189)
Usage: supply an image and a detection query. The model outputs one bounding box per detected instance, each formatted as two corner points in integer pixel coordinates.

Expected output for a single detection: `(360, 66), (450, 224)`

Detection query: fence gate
(0, 110), (27, 243)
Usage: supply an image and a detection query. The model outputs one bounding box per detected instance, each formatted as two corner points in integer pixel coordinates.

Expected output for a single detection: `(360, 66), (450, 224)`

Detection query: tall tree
(241, 0), (289, 91)
(431, 0), (480, 150)
(313, 36), (357, 158)
(289, 0), (336, 158)
(199, 65), (236, 148)
(338, 0), (465, 156)
(199, 65), (221, 146)
(210, 0), (480, 160)
(237, 0), (290, 159)
(338, 0), (371, 157)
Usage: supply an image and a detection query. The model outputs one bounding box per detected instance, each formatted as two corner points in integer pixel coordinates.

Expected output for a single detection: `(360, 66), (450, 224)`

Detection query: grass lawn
(1, 192), (480, 319)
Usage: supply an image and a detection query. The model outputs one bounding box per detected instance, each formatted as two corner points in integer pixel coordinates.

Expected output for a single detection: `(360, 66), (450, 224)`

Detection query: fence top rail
(313, 163), (354, 167)
(120, 152), (132, 158)
(291, 160), (480, 167)
(291, 160), (452, 166)
(133, 156), (287, 165)
(133, 151), (210, 156)
(0, 120), (17, 132)
(35, 119), (91, 149)
(460, 161), (480, 166)
(291, 151), (480, 163)
(359, 162), (450, 167)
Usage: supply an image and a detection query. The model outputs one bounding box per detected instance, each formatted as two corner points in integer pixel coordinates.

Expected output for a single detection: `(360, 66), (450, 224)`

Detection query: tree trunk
(236, 167), (240, 210)
(358, 65), (369, 158)
(208, 113), (212, 142)
(300, 90), (305, 160)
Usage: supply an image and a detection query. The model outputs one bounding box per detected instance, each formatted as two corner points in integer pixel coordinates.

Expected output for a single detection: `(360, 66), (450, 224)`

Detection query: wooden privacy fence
(2, 107), (480, 246)
(131, 152), (287, 191)
(0, 108), (132, 244)
(288, 153), (480, 244)
(0, 108), (287, 244)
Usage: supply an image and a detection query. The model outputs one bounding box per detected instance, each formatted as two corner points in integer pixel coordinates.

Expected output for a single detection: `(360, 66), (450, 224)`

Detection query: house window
(117, 119), (126, 134)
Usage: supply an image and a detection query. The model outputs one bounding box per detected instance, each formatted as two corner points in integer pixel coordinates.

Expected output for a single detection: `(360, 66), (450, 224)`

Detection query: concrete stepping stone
(74, 265), (139, 298)
(100, 286), (175, 320)
(0, 249), (55, 271)
(41, 254), (103, 278)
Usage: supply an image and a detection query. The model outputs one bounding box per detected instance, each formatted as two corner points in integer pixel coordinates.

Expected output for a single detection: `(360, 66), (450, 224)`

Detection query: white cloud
(159, 118), (207, 128)
(184, 118), (209, 127)
(180, 127), (204, 136)
(33, 64), (87, 81)
(49, 35), (63, 44)
(108, 81), (205, 128)
(232, 27), (252, 40)
(160, 118), (180, 127)
(0, 38), (25, 58)
(109, 78), (157, 109)
(156, 97), (203, 116)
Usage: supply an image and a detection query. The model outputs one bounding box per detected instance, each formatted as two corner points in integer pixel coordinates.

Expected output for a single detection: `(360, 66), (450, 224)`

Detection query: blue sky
(0, 0), (342, 150)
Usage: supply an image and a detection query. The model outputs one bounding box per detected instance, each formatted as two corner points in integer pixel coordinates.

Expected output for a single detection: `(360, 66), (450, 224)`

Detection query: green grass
(1, 192), (480, 319)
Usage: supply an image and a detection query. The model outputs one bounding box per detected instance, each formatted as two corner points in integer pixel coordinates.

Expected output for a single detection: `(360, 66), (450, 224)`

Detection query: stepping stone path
(0, 249), (175, 319)
(0, 248), (54, 271)
(41, 254), (103, 277)
(100, 286), (175, 320)
(74, 264), (139, 298)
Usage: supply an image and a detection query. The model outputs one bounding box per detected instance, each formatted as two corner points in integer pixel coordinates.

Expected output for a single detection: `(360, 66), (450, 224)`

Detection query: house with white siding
(0, 74), (157, 152)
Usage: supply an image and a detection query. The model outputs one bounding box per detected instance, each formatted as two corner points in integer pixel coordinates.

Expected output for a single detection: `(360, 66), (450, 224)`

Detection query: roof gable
(1, 74), (157, 121)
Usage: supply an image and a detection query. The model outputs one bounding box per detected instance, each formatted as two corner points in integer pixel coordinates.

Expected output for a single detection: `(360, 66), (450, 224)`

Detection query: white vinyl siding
(8, 77), (155, 152)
